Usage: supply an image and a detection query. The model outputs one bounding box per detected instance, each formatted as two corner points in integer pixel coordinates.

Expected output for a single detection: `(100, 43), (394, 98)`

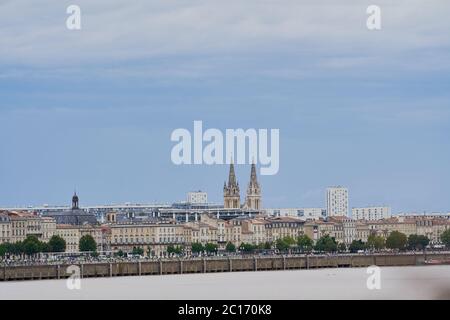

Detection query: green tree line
(0, 235), (66, 257)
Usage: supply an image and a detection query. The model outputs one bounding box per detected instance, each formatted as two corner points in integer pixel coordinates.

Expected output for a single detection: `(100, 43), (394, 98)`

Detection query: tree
(22, 235), (41, 256)
(115, 250), (124, 257)
(168, 245), (183, 255)
(225, 242), (236, 252)
(297, 235), (313, 253)
(386, 231), (407, 250)
(0, 244), (6, 257)
(283, 236), (297, 246)
(191, 242), (204, 254)
(48, 235), (66, 253)
(408, 234), (430, 251)
(275, 238), (289, 252)
(239, 243), (256, 253)
(79, 234), (97, 253)
(417, 235), (430, 250)
(257, 242), (266, 250)
(3, 242), (20, 255)
(440, 229), (450, 248)
(367, 234), (385, 251)
(132, 247), (144, 256)
(40, 242), (51, 253)
(314, 235), (338, 253)
(175, 246), (183, 254)
(338, 243), (347, 253)
(263, 242), (272, 250)
(204, 243), (218, 254)
(349, 240), (366, 253)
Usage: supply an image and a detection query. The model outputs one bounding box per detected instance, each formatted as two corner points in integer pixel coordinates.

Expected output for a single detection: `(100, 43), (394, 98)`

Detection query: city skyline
(0, 148), (448, 213)
(0, 179), (447, 217)
(2, 2), (450, 303)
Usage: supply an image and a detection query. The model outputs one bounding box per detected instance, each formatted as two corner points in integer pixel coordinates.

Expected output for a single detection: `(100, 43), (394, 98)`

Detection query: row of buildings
(1, 209), (450, 256)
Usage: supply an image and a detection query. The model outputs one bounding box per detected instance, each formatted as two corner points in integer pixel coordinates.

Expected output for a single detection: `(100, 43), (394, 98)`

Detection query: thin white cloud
(0, 0), (449, 78)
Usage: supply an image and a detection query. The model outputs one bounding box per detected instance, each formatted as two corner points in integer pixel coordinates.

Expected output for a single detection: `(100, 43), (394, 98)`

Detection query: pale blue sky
(1, 1), (449, 212)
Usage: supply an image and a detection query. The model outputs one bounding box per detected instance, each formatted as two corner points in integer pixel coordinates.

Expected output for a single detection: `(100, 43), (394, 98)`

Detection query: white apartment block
(352, 206), (391, 220)
(326, 186), (349, 217)
(264, 208), (326, 220)
(187, 191), (208, 204)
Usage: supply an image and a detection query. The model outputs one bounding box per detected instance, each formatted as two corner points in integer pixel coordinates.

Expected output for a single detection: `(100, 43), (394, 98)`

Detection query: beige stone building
(304, 219), (344, 243)
(10, 211), (46, 243)
(109, 222), (186, 257)
(0, 211), (56, 244)
(40, 217), (57, 242)
(56, 224), (104, 253)
(356, 221), (371, 242)
(366, 217), (416, 239)
(265, 217), (305, 242)
(328, 216), (357, 245)
(240, 218), (267, 245)
(199, 214), (242, 248)
(56, 225), (80, 253)
(415, 218), (450, 244)
(183, 221), (218, 247)
(0, 212), (11, 243)
(223, 220), (242, 247)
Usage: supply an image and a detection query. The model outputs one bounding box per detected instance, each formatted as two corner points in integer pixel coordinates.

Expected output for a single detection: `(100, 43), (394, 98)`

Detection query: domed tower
(223, 162), (240, 209)
(245, 162), (261, 210)
(72, 191), (79, 210)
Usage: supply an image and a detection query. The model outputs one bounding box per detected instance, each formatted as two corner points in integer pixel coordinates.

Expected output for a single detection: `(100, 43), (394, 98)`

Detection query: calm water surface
(1, 266), (449, 299)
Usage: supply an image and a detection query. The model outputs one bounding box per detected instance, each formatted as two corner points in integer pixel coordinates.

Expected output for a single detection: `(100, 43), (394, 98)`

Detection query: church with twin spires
(223, 162), (261, 210)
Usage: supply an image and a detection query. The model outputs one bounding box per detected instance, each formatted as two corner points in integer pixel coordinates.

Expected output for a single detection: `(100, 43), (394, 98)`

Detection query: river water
(1, 266), (449, 299)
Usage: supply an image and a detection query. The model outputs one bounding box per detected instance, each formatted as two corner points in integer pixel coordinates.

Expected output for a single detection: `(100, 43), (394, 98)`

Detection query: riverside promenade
(2, 252), (450, 282)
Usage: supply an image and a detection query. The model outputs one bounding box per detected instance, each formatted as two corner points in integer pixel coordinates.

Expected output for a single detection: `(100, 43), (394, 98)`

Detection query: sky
(0, 0), (449, 212)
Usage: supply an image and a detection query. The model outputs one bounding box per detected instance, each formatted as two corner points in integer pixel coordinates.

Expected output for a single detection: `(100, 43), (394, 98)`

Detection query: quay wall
(1, 253), (449, 281)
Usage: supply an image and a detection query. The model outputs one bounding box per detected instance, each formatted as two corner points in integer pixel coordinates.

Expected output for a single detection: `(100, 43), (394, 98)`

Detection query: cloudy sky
(1, 0), (449, 212)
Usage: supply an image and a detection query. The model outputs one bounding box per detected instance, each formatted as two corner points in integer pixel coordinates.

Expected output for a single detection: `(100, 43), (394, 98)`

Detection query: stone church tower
(223, 162), (241, 209)
(245, 163), (261, 210)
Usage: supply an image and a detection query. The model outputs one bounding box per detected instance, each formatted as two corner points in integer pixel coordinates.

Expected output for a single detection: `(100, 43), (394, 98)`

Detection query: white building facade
(352, 206), (391, 220)
(187, 191), (208, 204)
(265, 208), (326, 220)
(326, 186), (349, 217)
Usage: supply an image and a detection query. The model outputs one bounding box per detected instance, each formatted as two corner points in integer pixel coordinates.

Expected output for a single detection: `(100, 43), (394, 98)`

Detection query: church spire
(250, 161), (258, 187)
(228, 161), (237, 188)
(223, 161), (240, 209)
(245, 162), (261, 210)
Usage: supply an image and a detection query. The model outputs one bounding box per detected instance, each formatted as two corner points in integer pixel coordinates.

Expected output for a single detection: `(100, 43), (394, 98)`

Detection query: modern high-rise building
(326, 186), (349, 217)
(352, 206), (391, 220)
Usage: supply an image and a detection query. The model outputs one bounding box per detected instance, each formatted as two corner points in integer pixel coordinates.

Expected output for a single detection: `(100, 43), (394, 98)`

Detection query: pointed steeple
(250, 161), (258, 187)
(223, 160), (240, 209)
(227, 161), (237, 188)
(245, 162), (261, 210)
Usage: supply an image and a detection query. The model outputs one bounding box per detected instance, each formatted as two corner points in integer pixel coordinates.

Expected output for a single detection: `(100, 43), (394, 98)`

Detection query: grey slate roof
(43, 208), (98, 225)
